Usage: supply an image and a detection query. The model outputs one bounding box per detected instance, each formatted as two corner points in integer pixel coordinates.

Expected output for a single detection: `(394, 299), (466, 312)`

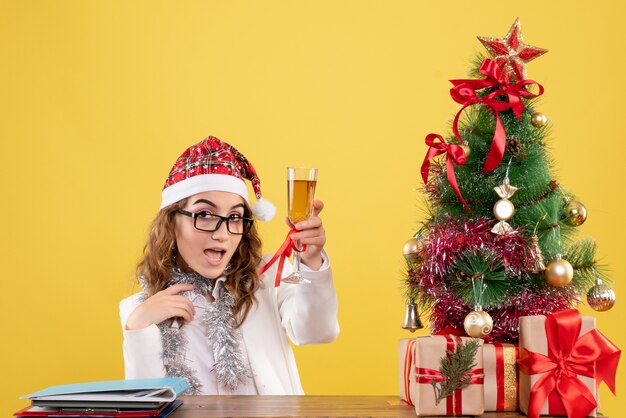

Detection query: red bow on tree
(449, 59), (544, 174)
(518, 309), (621, 418)
(421, 133), (472, 213)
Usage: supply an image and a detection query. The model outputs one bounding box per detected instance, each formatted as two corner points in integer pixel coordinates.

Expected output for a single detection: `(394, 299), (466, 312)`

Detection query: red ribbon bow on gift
(420, 133), (472, 213)
(518, 309), (621, 418)
(450, 58), (544, 174)
(258, 228), (306, 287)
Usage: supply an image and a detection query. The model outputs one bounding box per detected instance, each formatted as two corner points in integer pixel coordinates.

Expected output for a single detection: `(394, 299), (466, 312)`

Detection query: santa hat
(160, 136), (276, 221)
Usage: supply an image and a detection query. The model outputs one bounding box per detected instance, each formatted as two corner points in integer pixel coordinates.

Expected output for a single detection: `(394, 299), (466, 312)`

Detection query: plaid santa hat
(160, 136), (276, 221)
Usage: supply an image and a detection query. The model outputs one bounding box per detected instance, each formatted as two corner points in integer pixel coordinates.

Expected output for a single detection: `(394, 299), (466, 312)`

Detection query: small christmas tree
(403, 19), (616, 342)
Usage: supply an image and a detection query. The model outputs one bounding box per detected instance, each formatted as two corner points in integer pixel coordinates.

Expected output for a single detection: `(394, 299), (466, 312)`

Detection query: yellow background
(1, 1), (624, 416)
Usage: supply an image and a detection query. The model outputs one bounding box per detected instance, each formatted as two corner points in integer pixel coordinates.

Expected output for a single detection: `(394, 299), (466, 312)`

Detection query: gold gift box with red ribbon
(518, 309), (620, 418)
(408, 335), (485, 416)
(483, 342), (519, 412)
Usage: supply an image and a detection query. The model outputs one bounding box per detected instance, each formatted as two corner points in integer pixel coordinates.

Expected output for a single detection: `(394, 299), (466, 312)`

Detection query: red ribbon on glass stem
(449, 58), (544, 174)
(421, 133), (472, 213)
(258, 228), (307, 287)
(518, 309), (621, 418)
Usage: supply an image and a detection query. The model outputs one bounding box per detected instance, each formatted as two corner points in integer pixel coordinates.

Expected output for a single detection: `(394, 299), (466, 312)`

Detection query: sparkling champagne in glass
(282, 167), (318, 284)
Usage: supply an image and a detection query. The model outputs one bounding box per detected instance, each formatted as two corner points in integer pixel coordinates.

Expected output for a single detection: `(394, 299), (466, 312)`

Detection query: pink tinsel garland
(409, 216), (576, 342)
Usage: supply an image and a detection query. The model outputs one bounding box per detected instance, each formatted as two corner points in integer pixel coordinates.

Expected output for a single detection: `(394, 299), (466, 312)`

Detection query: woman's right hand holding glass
(288, 199), (326, 271)
(125, 283), (196, 330)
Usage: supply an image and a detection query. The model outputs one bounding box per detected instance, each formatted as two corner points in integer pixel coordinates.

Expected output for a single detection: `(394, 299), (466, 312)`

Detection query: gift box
(483, 342), (519, 412)
(518, 309), (620, 418)
(409, 335), (484, 416)
(398, 338), (416, 405)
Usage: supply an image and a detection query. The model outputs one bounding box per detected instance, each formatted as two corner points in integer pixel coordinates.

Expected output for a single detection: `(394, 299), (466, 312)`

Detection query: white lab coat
(119, 252), (339, 395)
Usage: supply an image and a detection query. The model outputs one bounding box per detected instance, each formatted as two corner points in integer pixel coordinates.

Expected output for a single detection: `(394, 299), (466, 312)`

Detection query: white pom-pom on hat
(252, 197), (276, 222)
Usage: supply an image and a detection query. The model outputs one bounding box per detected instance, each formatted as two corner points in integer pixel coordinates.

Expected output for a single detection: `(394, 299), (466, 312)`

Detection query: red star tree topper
(478, 18), (548, 81)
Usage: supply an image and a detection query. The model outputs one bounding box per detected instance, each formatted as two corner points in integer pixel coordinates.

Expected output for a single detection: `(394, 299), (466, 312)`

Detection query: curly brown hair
(136, 198), (263, 327)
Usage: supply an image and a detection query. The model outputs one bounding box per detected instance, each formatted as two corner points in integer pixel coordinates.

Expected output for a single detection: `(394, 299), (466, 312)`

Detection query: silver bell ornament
(401, 303), (424, 332)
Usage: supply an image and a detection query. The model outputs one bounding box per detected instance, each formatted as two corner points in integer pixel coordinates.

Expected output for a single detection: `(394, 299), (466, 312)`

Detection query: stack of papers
(15, 378), (189, 418)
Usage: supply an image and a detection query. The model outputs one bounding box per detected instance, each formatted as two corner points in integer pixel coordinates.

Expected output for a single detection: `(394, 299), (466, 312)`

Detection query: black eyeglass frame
(176, 209), (254, 235)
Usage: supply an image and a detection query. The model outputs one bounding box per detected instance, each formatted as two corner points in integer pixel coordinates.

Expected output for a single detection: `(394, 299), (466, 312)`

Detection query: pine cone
(506, 137), (522, 154)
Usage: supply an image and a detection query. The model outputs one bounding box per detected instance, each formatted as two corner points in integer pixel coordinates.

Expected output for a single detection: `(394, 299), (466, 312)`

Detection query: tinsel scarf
(140, 268), (252, 394)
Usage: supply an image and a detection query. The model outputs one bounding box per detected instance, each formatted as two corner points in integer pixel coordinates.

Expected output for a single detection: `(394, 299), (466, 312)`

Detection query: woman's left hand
(288, 199), (326, 271)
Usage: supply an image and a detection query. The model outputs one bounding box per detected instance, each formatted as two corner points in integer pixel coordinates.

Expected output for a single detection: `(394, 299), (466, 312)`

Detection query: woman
(120, 136), (339, 395)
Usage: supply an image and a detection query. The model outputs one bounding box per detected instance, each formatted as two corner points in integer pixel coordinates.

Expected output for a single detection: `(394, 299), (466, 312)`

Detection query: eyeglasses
(176, 209), (254, 235)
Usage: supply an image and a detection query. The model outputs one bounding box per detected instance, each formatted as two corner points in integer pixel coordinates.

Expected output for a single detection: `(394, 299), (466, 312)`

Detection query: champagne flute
(282, 167), (318, 284)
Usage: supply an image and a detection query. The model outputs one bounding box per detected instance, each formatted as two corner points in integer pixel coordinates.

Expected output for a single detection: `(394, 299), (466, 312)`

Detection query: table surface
(172, 395), (607, 417)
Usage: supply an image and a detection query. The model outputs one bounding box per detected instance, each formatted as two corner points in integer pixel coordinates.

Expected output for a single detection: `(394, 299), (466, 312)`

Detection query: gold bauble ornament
(545, 255), (574, 287)
(587, 280), (616, 312)
(463, 310), (493, 338)
(564, 200), (588, 227)
(531, 112), (548, 127)
(402, 237), (422, 262)
(460, 144), (470, 159)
